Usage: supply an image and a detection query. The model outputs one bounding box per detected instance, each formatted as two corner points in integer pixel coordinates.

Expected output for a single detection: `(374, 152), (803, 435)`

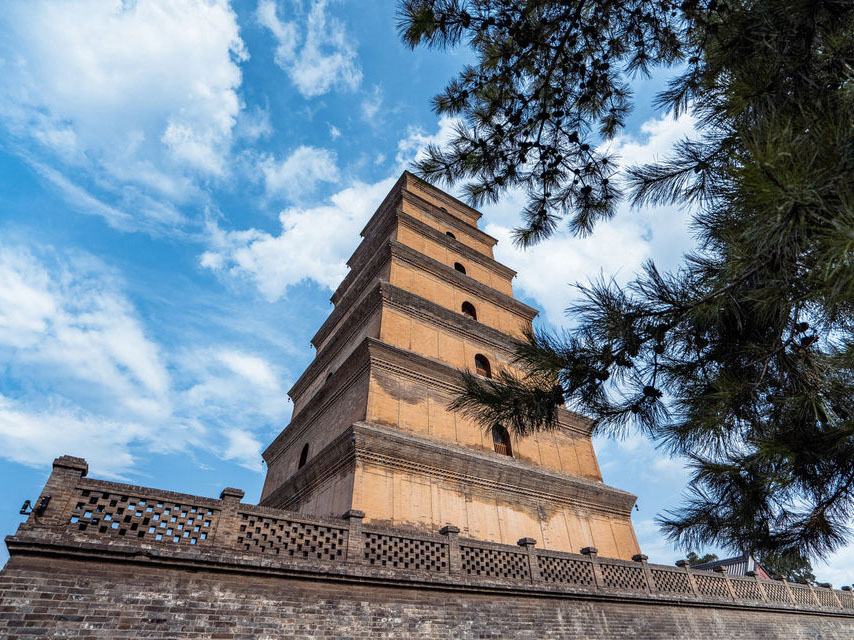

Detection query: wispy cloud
(257, 0), (362, 98)
(0, 0), (248, 232)
(201, 177), (395, 299)
(258, 145), (340, 201)
(361, 84), (383, 123)
(0, 240), (288, 477)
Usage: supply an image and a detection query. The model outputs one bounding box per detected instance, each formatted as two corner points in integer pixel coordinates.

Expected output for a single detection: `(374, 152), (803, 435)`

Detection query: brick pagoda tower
(260, 171), (640, 559)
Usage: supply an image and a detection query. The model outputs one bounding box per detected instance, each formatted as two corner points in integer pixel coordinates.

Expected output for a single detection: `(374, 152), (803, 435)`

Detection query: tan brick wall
(395, 223), (513, 295)
(261, 370), (370, 503)
(388, 259), (529, 337)
(399, 197), (494, 257)
(352, 461), (638, 560)
(366, 366), (600, 481)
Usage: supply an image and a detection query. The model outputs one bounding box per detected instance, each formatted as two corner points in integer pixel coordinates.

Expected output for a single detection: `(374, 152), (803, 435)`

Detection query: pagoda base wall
(261, 421), (640, 558)
(2, 554), (853, 639)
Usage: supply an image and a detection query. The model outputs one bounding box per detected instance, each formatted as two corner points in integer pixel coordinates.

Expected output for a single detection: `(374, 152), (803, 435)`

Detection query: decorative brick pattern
(460, 545), (530, 580)
(538, 555), (595, 586)
(838, 591), (854, 609)
(600, 562), (647, 591)
(236, 513), (345, 560)
(815, 588), (840, 609)
(731, 578), (763, 601)
(651, 569), (693, 594)
(695, 573), (732, 599)
(790, 585), (818, 607)
(363, 532), (448, 572)
(69, 488), (216, 545)
(764, 581), (793, 603)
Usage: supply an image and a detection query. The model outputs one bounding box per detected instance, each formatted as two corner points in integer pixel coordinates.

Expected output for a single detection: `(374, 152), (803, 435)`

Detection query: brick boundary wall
(3, 456), (854, 638)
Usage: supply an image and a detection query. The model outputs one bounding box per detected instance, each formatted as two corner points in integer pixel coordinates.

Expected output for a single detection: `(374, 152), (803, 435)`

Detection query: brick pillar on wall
(214, 487), (245, 548)
(581, 547), (603, 588)
(21, 456), (89, 531)
(518, 537), (540, 583)
(675, 559), (700, 596)
(344, 509), (365, 564)
(634, 553), (654, 593)
(440, 525), (461, 575)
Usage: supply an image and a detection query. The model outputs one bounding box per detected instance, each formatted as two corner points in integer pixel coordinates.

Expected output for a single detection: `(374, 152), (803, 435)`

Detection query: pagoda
(259, 171), (640, 559)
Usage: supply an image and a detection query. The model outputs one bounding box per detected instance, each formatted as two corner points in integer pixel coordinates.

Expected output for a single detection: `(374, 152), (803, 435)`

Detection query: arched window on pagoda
(298, 443), (310, 469)
(492, 425), (512, 456)
(474, 354), (491, 378)
(445, 231), (456, 240)
(454, 262), (466, 274)
(461, 301), (477, 320)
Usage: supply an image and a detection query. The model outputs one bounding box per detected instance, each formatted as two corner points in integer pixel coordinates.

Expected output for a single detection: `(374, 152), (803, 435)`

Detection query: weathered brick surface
(1, 554), (852, 639)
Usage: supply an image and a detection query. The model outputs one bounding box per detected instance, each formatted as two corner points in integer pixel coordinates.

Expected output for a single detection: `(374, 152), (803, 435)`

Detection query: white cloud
(329, 124), (342, 139)
(0, 244), (170, 417)
(200, 112), (694, 327)
(0, 0), (247, 230)
(201, 177), (396, 299)
(223, 429), (266, 469)
(818, 545), (854, 588)
(361, 84), (383, 122)
(0, 396), (147, 479)
(396, 116), (459, 167)
(257, 0), (361, 98)
(218, 350), (279, 390)
(0, 241), (288, 477)
(236, 104), (273, 142)
(259, 145), (339, 200)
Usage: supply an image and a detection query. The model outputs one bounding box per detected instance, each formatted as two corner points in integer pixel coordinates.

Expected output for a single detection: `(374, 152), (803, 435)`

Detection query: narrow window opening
(474, 354), (491, 378)
(461, 301), (477, 320)
(298, 444), (310, 469)
(445, 231), (456, 240)
(454, 262), (466, 274)
(492, 425), (512, 456)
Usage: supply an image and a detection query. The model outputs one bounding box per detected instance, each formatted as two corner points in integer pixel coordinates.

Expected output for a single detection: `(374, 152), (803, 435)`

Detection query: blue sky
(0, 0), (850, 584)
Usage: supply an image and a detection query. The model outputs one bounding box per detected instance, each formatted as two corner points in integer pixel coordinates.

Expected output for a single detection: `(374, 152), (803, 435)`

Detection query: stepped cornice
(313, 239), (537, 349)
(290, 281), (527, 402)
(261, 421), (636, 518)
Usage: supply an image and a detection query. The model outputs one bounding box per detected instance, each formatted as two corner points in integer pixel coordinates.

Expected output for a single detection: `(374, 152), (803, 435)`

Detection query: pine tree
(686, 551), (719, 566)
(759, 552), (816, 584)
(399, 0), (854, 561)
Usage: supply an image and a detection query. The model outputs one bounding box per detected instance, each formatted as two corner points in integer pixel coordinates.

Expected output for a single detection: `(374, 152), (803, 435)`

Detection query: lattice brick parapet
(650, 568), (692, 594)
(538, 554), (595, 586)
(236, 512), (346, 561)
(461, 545), (531, 580)
(15, 456), (854, 617)
(363, 532), (449, 572)
(69, 488), (216, 545)
(600, 562), (647, 591)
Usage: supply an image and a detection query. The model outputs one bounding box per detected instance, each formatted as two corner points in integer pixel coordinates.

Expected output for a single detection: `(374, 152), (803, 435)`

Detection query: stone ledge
(261, 420), (635, 518)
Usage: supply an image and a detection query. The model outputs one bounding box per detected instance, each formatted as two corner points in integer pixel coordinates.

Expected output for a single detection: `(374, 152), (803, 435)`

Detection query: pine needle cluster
(399, 0), (854, 561)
